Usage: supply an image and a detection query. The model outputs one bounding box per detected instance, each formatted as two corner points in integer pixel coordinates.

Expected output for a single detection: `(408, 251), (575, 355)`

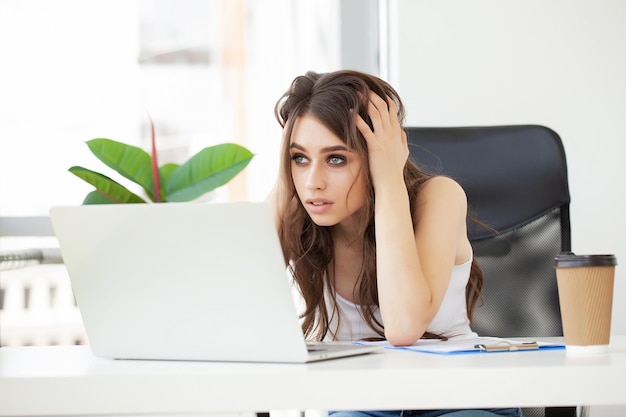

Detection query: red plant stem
(149, 115), (162, 202)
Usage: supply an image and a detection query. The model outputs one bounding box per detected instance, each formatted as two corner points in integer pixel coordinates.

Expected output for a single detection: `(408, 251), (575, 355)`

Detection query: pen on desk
(474, 341), (539, 352)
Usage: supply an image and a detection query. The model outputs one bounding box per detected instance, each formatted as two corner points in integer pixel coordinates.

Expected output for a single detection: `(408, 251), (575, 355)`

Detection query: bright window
(0, 0), (341, 215)
(0, 0), (347, 346)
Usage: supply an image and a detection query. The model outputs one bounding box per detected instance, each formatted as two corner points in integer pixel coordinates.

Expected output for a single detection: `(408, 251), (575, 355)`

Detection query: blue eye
(328, 155), (346, 165)
(291, 154), (308, 164)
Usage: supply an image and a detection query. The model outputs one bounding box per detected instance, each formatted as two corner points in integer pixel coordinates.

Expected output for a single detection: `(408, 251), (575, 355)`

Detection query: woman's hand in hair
(355, 92), (409, 190)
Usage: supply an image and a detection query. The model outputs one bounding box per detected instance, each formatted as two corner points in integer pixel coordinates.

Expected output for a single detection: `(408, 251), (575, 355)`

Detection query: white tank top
(289, 256), (477, 341)
(328, 256), (476, 341)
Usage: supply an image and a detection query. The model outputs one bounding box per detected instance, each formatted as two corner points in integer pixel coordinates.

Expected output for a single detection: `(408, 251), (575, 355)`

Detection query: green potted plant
(69, 121), (254, 204)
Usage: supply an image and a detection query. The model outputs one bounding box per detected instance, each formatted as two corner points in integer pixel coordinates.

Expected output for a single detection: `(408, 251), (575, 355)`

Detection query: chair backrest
(406, 125), (571, 338)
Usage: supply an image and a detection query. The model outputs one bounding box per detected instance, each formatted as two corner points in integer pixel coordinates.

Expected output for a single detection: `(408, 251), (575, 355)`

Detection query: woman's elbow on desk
(384, 323), (430, 347)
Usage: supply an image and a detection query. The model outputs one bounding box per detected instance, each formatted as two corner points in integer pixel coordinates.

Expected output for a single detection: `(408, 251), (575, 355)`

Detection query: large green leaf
(86, 138), (154, 196)
(153, 163), (179, 202)
(159, 163), (179, 184)
(82, 190), (122, 204)
(164, 143), (254, 202)
(69, 166), (147, 204)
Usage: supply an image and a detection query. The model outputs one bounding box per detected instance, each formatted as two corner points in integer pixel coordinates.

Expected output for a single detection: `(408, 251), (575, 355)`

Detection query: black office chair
(406, 125), (576, 417)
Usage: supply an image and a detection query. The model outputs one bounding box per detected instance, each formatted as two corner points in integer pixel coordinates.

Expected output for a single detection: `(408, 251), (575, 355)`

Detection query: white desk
(1, 337), (626, 416)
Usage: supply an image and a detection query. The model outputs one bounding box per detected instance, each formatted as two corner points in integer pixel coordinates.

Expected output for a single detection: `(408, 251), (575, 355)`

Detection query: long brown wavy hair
(274, 70), (483, 341)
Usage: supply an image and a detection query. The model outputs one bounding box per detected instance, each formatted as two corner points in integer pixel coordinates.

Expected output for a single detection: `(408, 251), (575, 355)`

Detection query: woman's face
(289, 114), (367, 227)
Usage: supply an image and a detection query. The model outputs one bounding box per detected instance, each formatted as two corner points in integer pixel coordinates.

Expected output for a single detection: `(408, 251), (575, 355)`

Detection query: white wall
(391, 0), (626, 336)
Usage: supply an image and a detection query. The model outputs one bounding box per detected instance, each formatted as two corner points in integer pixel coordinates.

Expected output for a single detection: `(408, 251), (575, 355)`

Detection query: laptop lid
(50, 202), (378, 363)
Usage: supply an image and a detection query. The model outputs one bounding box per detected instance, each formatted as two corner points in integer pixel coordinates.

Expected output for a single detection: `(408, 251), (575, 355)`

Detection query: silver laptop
(50, 202), (379, 363)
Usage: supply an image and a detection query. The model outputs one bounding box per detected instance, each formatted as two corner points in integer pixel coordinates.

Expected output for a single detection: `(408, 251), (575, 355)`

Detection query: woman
(267, 70), (522, 417)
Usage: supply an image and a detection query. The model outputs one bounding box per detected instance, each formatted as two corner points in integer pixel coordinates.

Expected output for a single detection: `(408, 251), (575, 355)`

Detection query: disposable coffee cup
(553, 253), (617, 355)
